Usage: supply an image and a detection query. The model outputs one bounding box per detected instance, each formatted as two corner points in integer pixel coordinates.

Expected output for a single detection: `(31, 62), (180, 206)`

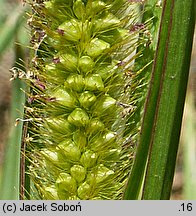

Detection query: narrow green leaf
(142, 0), (195, 199)
(0, 5), (25, 57)
(0, 44), (26, 200)
(124, 0), (195, 200)
(0, 80), (26, 200)
(123, 0), (162, 200)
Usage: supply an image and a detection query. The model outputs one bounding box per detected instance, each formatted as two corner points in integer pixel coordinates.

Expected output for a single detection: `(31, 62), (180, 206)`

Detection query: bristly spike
(24, 0), (152, 199)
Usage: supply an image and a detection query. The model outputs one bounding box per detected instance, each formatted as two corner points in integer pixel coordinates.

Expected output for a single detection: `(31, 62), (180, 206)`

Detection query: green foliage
(0, 5), (26, 58)
(0, 3), (27, 200)
(0, 76), (26, 200)
(123, 0), (162, 199)
(1, 0), (193, 200)
(124, 0), (195, 199)
(142, 0), (195, 200)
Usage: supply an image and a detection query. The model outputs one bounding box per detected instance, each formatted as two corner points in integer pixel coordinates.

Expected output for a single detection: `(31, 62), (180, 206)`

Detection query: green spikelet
(25, 0), (151, 199)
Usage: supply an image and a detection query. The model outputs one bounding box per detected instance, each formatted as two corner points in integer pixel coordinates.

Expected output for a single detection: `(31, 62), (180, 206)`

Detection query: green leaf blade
(142, 0), (195, 199)
(124, 0), (195, 200)
(0, 79), (26, 200)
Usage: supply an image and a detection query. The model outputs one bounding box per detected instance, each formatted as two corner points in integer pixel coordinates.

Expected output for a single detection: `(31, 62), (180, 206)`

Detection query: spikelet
(24, 0), (151, 199)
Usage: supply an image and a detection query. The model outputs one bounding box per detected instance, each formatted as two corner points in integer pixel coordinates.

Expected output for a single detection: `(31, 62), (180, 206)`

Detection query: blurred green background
(0, 0), (195, 200)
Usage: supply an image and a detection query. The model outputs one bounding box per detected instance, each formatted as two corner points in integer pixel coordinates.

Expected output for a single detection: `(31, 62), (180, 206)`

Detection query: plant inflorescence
(24, 0), (151, 200)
